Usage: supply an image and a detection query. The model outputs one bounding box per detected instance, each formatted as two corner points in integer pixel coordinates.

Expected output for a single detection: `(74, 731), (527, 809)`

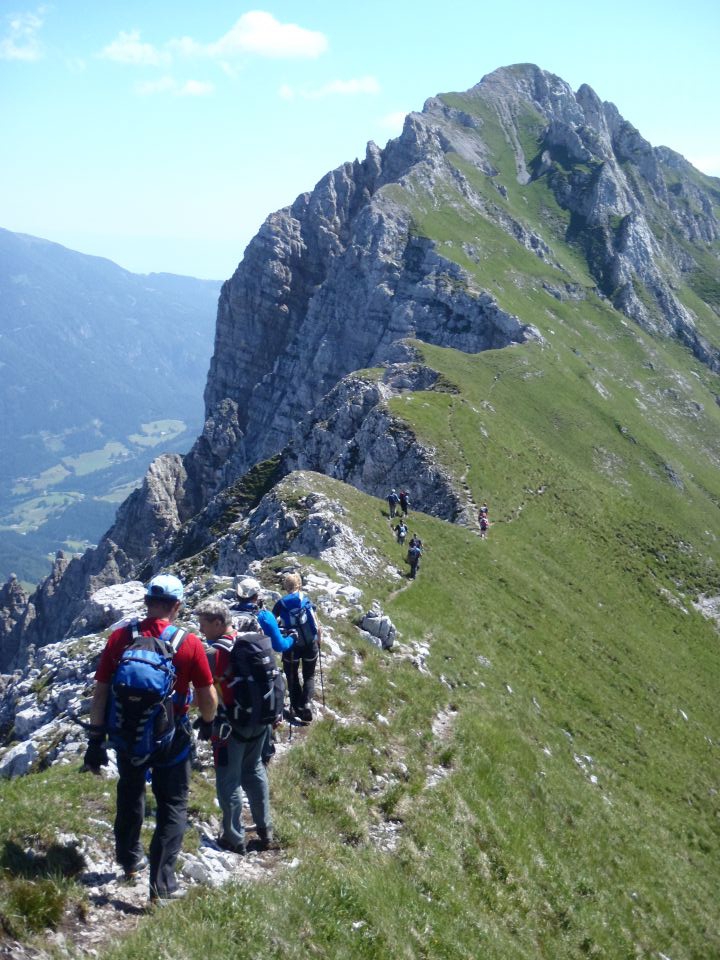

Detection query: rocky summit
(1, 64), (719, 959)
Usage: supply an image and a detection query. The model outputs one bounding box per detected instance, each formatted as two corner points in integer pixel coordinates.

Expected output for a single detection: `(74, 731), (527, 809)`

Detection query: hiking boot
(297, 706), (313, 723)
(122, 854), (148, 881)
(149, 886), (186, 907)
(255, 827), (280, 851)
(217, 835), (247, 855)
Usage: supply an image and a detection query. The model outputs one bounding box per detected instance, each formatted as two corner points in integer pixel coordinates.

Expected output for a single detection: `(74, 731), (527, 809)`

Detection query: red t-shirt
(95, 617), (213, 715)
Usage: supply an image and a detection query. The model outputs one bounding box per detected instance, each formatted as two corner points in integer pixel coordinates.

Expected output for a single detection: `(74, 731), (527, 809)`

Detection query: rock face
(2, 62), (719, 670)
(282, 363), (474, 524)
(475, 67), (719, 366)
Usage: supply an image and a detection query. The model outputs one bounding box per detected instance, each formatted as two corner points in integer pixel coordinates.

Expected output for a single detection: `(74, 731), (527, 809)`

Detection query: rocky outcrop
(0, 575), (29, 668)
(359, 601), (397, 650)
(282, 364), (473, 523)
(475, 66), (719, 367)
(210, 472), (401, 584)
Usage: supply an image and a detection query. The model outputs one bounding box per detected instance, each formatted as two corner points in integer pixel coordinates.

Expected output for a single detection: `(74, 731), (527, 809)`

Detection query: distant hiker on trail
(232, 577), (294, 766)
(480, 514), (490, 539)
(399, 490), (410, 516)
(197, 598), (283, 854)
(406, 541), (422, 579)
(273, 572), (322, 723)
(479, 502), (489, 518)
(83, 574), (217, 904)
(409, 533), (423, 551)
(387, 489), (400, 518)
(395, 520), (408, 545)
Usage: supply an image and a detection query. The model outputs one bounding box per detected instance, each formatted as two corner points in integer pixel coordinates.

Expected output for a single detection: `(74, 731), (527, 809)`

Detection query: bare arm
(195, 684), (218, 723)
(88, 681), (109, 729)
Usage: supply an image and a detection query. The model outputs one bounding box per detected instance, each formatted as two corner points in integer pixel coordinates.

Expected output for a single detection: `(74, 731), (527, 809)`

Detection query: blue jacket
(236, 601), (293, 653)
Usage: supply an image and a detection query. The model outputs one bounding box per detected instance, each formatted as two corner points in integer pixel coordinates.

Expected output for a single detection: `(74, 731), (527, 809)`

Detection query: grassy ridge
(94, 324), (720, 957)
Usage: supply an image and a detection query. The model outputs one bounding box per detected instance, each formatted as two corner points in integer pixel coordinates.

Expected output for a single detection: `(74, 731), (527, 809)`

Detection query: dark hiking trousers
(114, 723), (191, 898)
(282, 642), (318, 711)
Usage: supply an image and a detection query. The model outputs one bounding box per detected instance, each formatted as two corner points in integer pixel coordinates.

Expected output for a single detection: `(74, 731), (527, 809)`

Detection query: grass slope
(4, 319), (720, 956)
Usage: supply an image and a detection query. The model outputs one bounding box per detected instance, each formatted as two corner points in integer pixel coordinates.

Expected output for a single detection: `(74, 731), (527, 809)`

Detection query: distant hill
(0, 228), (221, 582)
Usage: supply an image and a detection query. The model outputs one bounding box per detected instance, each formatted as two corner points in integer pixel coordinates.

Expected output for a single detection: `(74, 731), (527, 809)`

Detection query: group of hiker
(81, 492), (494, 903)
(82, 570), (321, 904)
(387, 492), (491, 578)
(387, 488), (410, 518)
(387, 488), (424, 578)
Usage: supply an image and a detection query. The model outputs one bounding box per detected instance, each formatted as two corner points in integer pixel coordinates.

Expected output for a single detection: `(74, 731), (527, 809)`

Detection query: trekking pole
(287, 636), (295, 742)
(317, 636), (325, 708)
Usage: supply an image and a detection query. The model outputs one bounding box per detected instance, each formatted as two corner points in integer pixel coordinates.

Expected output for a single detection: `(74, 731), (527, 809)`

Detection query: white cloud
(135, 76), (214, 97)
(208, 11), (327, 59)
(179, 79), (214, 97)
(99, 29), (170, 67)
(0, 9), (44, 61)
(279, 75), (381, 101)
(99, 11), (327, 90)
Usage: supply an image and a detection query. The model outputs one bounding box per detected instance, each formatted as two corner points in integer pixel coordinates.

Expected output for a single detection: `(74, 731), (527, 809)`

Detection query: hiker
(480, 514), (490, 539)
(233, 577), (294, 766)
(409, 532), (423, 550)
(272, 572), (322, 723)
(406, 540), (422, 579)
(196, 598), (282, 854)
(387, 488), (400, 518)
(399, 490), (410, 516)
(83, 574), (217, 903)
(479, 502), (489, 517)
(394, 520), (408, 545)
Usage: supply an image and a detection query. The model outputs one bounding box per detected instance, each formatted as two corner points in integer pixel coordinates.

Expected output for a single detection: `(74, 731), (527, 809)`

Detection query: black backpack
(214, 616), (284, 728)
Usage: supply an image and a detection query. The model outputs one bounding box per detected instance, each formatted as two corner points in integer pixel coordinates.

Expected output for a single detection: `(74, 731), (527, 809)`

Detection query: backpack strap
(159, 624), (188, 654)
(211, 633), (236, 654)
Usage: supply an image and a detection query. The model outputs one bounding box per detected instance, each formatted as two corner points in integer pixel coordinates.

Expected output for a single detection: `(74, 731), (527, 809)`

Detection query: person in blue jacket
(234, 577), (294, 764)
(272, 572), (322, 723)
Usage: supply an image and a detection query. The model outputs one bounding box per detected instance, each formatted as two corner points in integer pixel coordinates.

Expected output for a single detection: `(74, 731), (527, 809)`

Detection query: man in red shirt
(83, 574), (217, 903)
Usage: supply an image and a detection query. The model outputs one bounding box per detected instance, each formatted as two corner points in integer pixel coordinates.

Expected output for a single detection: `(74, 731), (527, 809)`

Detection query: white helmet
(236, 576), (262, 599)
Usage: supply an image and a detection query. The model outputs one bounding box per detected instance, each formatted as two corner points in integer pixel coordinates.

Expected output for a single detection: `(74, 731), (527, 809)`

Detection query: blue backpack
(277, 592), (318, 649)
(106, 621), (187, 765)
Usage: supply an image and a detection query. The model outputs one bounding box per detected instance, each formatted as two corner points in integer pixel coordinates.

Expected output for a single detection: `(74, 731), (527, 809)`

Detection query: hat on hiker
(145, 574), (184, 602)
(237, 577), (262, 599)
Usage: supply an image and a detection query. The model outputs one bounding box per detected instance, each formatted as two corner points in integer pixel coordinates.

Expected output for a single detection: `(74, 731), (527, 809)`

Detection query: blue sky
(1, 1), (718, 280)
